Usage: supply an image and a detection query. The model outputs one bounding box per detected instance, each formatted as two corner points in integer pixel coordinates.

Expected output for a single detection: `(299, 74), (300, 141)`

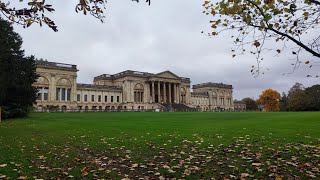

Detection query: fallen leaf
(17, 176), (27, 180)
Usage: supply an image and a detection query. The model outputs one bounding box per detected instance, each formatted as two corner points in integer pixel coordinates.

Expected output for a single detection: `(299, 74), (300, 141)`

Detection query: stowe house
(34, 60), (235, 112)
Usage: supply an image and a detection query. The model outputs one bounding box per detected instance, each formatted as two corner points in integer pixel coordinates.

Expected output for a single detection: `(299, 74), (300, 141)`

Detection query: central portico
(148, 80), (181, 103)
(147, 71), (187, 104)
(93, 70), (191, 109)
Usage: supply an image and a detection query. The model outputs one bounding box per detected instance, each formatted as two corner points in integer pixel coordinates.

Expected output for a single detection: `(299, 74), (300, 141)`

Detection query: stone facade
(234, 101), (247, 111)
(34, 60), (234, 111)
(191, 83), (234, 111)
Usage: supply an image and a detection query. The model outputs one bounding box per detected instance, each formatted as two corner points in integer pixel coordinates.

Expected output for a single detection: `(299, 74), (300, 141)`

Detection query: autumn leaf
(17, 176), (27, 180)
(253, 41), (261, 47)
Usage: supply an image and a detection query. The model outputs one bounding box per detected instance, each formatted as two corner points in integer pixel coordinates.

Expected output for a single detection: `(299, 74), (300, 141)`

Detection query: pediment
(155, 71), (180, 79)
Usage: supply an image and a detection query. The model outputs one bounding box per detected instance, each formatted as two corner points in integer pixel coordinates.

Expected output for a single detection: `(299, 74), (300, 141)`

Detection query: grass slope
(0, 112), (319, 179)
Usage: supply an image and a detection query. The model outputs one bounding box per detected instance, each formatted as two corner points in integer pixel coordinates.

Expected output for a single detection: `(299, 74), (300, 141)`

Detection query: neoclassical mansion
(34, 60), (234, 111)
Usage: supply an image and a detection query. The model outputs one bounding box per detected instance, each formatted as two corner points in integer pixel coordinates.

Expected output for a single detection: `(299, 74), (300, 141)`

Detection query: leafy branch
(203, 0), (320, 76)
(0, 0), (151, 32)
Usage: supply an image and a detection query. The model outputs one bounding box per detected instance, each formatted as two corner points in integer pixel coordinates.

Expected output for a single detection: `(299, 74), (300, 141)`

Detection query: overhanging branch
(249, 23), (320, 58)
(310, 0), (320, 5)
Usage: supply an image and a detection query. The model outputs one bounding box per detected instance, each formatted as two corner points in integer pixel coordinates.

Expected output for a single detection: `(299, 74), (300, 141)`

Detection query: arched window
(56, 78), (72, 101)
(35, 76), (50, 101)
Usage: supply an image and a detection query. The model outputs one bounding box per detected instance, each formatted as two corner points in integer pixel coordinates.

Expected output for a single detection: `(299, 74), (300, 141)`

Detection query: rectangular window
(91, 95), (95, 102)
(61, 88), (66, 101)
(84, 95), (88, 102)
(77, 94), (81, 101)
(98, 95), (101, 102)
(117, 96), (120, 102)
(111, 96), (114, 102)
(43, 88), (49, 101)
(56, 88), (60, 101)
(37, 88), (42, 100)
(105, 96), (107, 102)
(67, 89), (71, 101)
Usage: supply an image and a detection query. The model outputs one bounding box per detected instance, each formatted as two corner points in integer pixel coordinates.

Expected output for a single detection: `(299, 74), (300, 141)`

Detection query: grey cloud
(9, 0), (320, 100)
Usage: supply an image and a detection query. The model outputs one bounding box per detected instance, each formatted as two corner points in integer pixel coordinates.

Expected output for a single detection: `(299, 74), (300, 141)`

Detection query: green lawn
(0, 112), (319, 179)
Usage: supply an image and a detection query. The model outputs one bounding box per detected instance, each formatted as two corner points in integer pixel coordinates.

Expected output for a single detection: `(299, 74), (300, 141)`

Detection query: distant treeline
(240, 83), (320, 112)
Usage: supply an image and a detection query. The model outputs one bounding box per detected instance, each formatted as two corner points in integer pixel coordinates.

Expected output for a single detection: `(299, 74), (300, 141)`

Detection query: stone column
(141, 92), (143, 102)
(163, 82), (166, 103)
(168, 83), (172, 103)
(224, 95), (227, 107)
(65, 88), (68, 102)
(144, 82), (148, 103)
(59, 88), (62, 102)
(186, 87), (191, 104)
(152, 81), (155, 103)
(41, 87), (44, 101)
(158, 81), (161, 103)
(231, 90), (234, 109)
(178, 85), (181, 103)
(72, 75), (77, 103)
(176, 84), (179, 103)
(173, 83), (176, 103)
(131, 82), (135, 103)
(50, 74), (56, 102)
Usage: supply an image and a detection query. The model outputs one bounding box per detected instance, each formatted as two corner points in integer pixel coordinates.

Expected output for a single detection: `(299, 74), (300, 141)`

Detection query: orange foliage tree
(259, 89), (281, 112)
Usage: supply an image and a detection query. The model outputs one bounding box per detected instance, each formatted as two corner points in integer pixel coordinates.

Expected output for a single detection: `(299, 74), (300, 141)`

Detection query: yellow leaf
(17, 176), (27, 180)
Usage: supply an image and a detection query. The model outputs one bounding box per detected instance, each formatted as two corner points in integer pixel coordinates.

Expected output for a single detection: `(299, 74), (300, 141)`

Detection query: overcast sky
(11, 0), (320, 100)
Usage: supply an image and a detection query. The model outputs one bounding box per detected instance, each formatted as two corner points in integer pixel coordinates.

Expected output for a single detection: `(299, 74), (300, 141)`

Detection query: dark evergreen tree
(287, 83), (308, 111)
(279, 92), (288, 112)
(304, 85), (320, 111)
(241, 97), (258, 111)
(0, 18), (38, 119)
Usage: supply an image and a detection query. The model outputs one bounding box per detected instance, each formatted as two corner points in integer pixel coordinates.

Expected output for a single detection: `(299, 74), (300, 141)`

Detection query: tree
(287, 82), (307, 111)
(259, 89), (281, 112)
(0, 0), (151, 32)
(279, 92), (288, 111)
(304, 85), (320, 111)
(241, 97), (258, 110)
(0, 18), (38, 119)
(203, 0), (320, 76)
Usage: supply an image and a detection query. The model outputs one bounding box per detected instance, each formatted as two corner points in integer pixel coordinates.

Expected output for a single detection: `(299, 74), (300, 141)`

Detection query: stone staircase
(161, 103), (197, 112)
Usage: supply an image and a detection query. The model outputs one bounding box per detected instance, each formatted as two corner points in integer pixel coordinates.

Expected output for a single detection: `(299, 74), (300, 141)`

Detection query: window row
(37, 87), (49, 101)
(37, 87), (72, 101)
(192, 97), (233, 106)
(77, 94), (120, 103)
(56, 88), (71, 101)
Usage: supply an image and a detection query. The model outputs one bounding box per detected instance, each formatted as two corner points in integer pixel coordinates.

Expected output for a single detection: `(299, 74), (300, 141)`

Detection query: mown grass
(0, 112), (319, 179)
